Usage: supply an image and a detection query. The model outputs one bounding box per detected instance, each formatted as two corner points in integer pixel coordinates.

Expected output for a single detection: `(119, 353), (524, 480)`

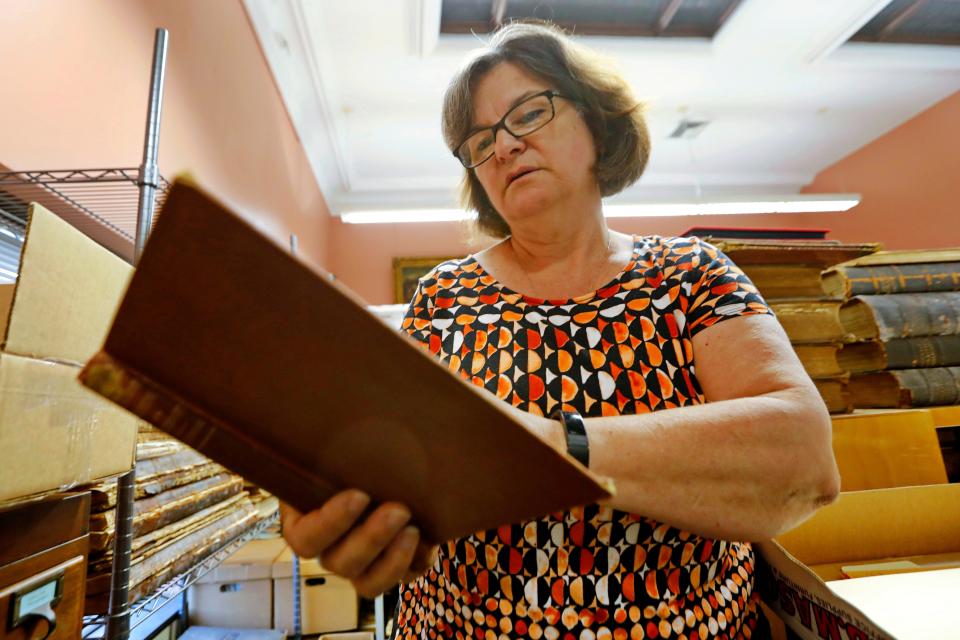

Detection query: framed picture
(393, 256), (458, 304)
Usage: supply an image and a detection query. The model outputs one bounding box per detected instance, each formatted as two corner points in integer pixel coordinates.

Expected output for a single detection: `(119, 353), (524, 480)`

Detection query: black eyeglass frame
(453, 89), (574, 169)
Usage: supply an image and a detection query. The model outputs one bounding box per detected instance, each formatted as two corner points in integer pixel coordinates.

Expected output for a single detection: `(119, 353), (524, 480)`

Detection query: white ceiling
(244, 0), (960, 218)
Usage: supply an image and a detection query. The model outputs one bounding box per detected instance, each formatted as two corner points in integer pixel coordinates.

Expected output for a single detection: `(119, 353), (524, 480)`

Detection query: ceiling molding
(243, 0), (352, 204)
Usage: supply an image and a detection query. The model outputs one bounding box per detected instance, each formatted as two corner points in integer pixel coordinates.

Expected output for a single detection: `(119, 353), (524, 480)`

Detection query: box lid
(776, 483), (960, 566)
(831, 409), (947, 490)
(271, 546), (332, 579)
(3, 203), (131, 364)
(197, 537), (287, 584)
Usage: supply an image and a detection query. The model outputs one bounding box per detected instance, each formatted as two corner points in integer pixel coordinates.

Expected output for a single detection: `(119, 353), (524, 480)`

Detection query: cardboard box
(830, 409), (948, 490)
(755, 410), (960, 640)
(0, 203), (137, 505)
(272, 548), (358, 635)
(188, 537), (287, 628)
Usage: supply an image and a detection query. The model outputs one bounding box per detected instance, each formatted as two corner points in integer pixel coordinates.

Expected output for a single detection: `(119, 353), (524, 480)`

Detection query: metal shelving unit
(0, 28), (278, 640)
(81, 512), (280, 639)
(0, 168), (170, 245)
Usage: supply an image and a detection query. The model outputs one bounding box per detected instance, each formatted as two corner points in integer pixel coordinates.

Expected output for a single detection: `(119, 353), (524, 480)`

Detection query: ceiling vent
(669, 119), (711, 139)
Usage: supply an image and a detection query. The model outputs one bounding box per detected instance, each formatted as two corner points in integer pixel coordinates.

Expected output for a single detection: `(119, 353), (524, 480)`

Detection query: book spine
(894, 367), (960, 407)
(859, 293), (960, 340)
(80, 352), (339, 514)
(883, 336), (960, 369)
(841, 262), (960, 296)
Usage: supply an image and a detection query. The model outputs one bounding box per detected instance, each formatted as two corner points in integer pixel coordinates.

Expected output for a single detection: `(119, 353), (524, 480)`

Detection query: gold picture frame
(393, 256), (458, 304)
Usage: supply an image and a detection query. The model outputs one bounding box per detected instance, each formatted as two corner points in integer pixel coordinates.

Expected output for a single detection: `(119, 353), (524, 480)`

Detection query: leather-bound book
(838, 335), (960, 373)
(769, 299), (848, 344)
(850, 367), (960, 408)
(710, 239), (880, 300)
(840, 292), (960, 341)
(79, 178), (612, 545)
(822, 248), (960, 297)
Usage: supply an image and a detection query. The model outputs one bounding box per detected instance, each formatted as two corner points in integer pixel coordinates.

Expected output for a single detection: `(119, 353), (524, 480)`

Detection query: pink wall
(800, 90), (960, 250)
(0, 0), (331, 268)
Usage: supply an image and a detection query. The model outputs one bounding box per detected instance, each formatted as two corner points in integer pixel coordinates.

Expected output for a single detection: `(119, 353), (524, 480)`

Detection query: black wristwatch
(551, 409), (589, 467)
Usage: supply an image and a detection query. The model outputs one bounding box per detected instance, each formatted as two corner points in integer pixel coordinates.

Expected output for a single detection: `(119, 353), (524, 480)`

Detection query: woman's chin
(500, 190), (557, 223)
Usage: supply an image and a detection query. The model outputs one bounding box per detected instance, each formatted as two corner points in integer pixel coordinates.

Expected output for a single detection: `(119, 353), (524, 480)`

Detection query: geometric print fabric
(397, 236), (773, 639)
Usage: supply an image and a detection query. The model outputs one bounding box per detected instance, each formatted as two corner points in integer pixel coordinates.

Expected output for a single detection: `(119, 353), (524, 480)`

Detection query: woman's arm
(529, 313), (841, 541)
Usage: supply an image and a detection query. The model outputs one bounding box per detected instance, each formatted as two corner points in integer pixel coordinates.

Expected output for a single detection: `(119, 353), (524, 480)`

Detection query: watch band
(551, 409), (589, 468)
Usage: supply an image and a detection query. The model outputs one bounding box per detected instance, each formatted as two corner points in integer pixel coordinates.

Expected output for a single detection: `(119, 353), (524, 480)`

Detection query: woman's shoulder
(416, 255), (481, 291)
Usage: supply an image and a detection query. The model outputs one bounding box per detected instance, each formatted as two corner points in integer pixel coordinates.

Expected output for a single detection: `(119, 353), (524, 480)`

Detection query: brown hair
(441, 21), (651, 238)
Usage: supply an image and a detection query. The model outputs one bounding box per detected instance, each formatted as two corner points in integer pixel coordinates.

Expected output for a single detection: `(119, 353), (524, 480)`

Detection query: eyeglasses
(453, 90), (572, 169)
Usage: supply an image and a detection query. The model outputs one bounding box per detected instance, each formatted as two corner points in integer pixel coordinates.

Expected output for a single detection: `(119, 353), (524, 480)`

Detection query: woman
(283, 22), (839, 639)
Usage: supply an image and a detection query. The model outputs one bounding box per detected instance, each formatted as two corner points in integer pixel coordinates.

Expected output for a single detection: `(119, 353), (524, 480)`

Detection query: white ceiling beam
(712, 0), (895, 64)
(413, 0), (443, 56)
(243, 0), (352, 205)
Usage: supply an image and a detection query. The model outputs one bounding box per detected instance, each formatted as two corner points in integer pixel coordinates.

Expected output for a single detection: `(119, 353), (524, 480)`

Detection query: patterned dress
(397, 235), (772, 639)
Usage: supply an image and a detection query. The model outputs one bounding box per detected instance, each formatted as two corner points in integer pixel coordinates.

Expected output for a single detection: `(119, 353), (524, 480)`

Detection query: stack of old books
(83, 425), (277, 613)
(822, 249), (960, 408)
(710, 239), (881, 413)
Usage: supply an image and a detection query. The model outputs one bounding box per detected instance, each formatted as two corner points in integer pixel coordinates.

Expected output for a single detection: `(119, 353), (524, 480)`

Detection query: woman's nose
(494, 128), (524, 161)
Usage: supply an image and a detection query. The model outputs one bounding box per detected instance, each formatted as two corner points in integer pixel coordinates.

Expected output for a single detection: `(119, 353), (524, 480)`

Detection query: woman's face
(470, 62), (598, 225)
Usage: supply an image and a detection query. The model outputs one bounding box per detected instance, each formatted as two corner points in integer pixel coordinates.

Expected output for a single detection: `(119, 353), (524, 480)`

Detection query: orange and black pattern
(397, 235), (772, 639)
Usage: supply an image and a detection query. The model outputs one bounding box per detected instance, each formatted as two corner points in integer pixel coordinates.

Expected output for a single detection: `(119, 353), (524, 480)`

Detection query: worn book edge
(79, 351), (339, 514)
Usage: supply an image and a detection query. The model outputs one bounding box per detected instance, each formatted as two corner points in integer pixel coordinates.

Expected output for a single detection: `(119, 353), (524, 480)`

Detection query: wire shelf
(81, 510), (280, 639)
(0, 168), (169, 243)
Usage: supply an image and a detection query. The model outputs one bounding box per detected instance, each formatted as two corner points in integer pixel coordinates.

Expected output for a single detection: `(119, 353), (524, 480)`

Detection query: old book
(840, 292), (960, 340)
(813, 377), (851, 414)
(822, 261), (960, 297)
(850, 367), (960, 408)
(829, 247), (960, 268)
(710, 239), (881, 267)
(736, 264), (828, 299)
(838, 335), (960, 373)
(89, 473), (243, 551)
(769, 299), (847, 344)
(86, 497), (258, 611)
(792, 344), (845, 378)
(710, 240), (880, 300)
(79, 178), (611, 544)
(86, 460), (225, 511)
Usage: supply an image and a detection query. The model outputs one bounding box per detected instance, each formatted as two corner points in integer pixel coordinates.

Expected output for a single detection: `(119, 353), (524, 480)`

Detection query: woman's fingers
(280, 490), (371, 559)
(319, 502), (411, 578)
(351, 525), (421, 598)
(281, 495), (434, 597)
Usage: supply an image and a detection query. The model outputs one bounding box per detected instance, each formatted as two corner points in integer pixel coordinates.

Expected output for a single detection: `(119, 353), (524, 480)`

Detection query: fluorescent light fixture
(340, 195), (859, 224)
(0, 227), (18, 239)
(603, 195), (861, 217)
(341, 209), (473, 224)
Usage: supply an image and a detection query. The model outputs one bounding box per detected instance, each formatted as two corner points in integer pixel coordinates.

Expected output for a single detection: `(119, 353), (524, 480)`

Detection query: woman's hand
(280, 490), (439, 598)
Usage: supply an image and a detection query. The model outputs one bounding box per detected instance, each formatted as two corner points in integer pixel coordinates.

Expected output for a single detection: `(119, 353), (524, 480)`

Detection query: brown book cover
(850, 367), (960, 408)
(769, 299), (847, 344)
(840, 293), (960, 341)
(79, 178), (612, 544)
(822, 261), (960, 298)
(838, 336), (960, 373)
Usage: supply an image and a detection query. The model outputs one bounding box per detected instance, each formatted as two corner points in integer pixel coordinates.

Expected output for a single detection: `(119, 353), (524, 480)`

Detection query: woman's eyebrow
(468, 89), (545, 134)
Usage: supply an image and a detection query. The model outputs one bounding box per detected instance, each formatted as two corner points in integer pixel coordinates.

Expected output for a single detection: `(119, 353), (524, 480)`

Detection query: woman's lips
(506, 168), (539, 189)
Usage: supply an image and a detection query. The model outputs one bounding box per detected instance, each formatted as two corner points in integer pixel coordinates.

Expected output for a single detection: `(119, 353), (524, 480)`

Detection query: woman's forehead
(471, 62), (550, 125)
